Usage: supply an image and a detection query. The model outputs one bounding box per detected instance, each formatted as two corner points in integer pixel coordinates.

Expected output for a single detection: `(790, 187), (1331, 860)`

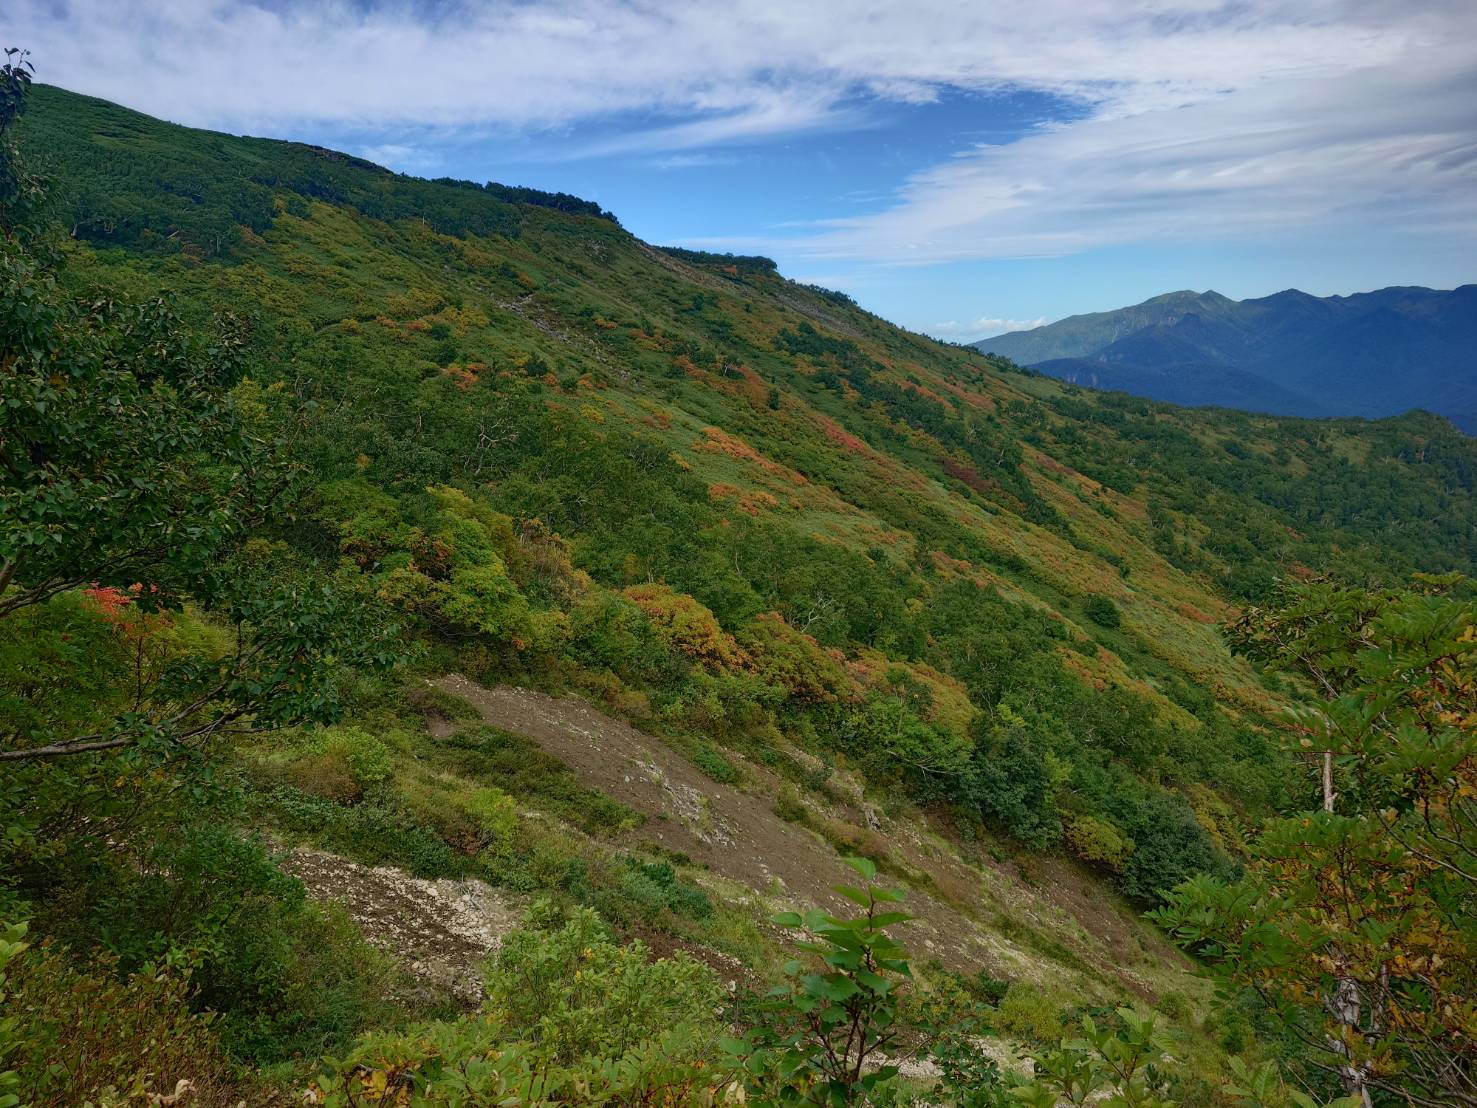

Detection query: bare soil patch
(436, 676), (1004, 973)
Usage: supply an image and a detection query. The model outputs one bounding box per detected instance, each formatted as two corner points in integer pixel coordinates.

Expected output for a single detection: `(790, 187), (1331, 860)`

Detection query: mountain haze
(976, 286), (1477, 431)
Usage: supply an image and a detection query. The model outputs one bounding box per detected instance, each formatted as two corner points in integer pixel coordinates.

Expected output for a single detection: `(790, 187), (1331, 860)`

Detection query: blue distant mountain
(974, 286), (1477, 432)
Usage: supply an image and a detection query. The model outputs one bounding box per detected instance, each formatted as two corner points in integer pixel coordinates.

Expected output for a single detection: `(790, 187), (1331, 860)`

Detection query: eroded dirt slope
(434, 674), (1185, 999)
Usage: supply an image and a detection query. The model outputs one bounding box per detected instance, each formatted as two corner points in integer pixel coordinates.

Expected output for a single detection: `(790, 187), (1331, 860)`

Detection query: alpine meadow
(2, 37), (1476, 1108)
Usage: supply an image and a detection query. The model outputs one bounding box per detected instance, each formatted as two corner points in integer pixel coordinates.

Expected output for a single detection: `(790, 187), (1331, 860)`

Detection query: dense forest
(2, 61), (1474, 1106)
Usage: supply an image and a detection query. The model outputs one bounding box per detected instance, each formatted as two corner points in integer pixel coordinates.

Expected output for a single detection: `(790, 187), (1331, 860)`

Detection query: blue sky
(9, 1), (1477, 340)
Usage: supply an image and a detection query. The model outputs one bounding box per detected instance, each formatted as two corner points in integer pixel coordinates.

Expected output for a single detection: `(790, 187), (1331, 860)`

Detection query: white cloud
(792, 35), (1477, 263)
(8, 0), (1476, 263)
(933, 317), (1048, 338)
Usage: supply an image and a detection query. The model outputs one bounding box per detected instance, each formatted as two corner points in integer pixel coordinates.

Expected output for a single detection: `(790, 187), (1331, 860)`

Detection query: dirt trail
(436, 675), (1019, 974)
(281, 845), (522, 1003)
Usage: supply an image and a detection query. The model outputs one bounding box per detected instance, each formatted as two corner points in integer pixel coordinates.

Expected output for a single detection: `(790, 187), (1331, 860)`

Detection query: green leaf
(843, 856), (877, 880)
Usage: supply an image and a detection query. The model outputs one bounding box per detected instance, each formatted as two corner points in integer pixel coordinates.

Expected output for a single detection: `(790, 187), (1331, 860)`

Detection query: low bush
(1083, 594), (1122, 629)
(993, 983), (1067, 1042)
(483, 901), (724, 1066)
(4, 939), (250, 1107)
(1064, 813), (1135, 873)
(693, 742), (740, 784)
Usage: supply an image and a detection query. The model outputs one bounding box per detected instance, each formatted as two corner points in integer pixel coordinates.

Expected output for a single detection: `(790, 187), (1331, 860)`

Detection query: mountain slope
(976, 285), (1477, 429)
(15, 79), (1477, 1098)
(16, 80), (1477, 972)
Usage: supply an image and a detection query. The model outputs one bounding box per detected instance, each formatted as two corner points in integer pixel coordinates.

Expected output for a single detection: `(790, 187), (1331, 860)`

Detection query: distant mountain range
(974, 286), (1477, 432)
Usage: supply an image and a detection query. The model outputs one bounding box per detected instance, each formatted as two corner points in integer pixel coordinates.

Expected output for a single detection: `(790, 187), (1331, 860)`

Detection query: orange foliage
(813, 414), (870, 457)
(82, 583), (137, 621)
(622, 584), (750, 672)
(692, 426), (789, 477)
(739, 612), (854, 703)
(444, 362), (485, 390)
(707, 483), (778, 516)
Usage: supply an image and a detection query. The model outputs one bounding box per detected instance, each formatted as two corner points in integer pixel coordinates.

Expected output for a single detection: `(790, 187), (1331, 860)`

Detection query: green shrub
(435, 725), (638, 837)
(483, 901), (724, 1066)
(5, 942), (247, 1107)
(403, 680), (484, 724)
(265, 786), (466, 878)
(1083, 594), (1122, 629)
(1157, 988), (1191, 1023)
(993, 983), (1067, 1042)
(457, 786), (520, 856)
(772, 790), (810, 825)
(309, 1015), (722, 1106)
(614, 857), (714, 922)
(288, 750), (362, 804)
(314, 725), (395, 789)
(46, 823), (408, 1066)
(1064, 813), (1135, 873)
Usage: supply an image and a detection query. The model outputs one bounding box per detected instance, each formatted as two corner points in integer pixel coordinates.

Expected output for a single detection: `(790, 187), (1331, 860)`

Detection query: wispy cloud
(792, 36), (1477, 263)
(359, 142), (438, 173)
(9, 0), (1476, 265)
(650, 152), (742, 171)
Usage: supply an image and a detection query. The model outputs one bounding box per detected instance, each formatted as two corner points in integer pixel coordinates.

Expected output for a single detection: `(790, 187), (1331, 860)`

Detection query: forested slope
(17, 79), (1477, 901)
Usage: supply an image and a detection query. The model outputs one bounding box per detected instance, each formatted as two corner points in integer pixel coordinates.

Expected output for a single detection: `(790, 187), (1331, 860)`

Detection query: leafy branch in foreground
(1154, 575), (1477, 1107)
(0, 57), (405, 770)
(725, 856), (922, 1105)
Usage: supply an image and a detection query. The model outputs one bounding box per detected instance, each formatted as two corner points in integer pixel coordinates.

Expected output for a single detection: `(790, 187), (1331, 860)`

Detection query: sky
(7, 0), (1477, 340)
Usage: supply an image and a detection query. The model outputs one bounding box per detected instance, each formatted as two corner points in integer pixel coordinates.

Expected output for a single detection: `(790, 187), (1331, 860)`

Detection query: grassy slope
(17, 84), (1477, 1077)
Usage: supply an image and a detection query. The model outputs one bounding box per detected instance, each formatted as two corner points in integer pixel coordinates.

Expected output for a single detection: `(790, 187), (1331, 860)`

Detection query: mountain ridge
(976, 284), (1477, 430)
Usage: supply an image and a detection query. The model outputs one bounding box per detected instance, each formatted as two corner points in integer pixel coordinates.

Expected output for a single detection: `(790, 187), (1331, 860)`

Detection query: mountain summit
(976, 286), (1477, 430)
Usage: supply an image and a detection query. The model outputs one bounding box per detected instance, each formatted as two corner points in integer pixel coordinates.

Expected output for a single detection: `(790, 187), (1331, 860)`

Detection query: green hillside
(6, 80), (1477, 1105)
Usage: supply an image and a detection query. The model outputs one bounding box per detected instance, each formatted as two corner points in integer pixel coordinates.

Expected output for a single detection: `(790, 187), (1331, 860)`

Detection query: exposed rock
(281, 846), (522, 1004)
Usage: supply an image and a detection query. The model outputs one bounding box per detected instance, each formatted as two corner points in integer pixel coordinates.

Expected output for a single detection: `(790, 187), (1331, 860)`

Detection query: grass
(430, 724), (641, 838)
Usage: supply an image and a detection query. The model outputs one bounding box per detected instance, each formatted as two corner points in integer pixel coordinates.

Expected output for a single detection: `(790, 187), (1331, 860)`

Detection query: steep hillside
(976, 285), (1477, 430)
(10, 81), (1477, 1099)
(19, 81), (1477, 884)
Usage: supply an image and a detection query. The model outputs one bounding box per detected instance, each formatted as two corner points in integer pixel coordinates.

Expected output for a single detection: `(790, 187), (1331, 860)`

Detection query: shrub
(693, 743), (740, 784)
(403, 681), (482, 724)
(436, 725), (638, 837)
(483, 902), (724, 1066)
(962, 721), (1062, 849)
(993, 983), (1067, 1042)
(460, 786), (520, 852)
(308, 1015), (723, 1106)
(314, 725), (395, 789)
(772, 789), (810, 825)
(5, 942), (247, 1107)
(622, 583), (749, 672)
(1064, 813), (1135, 873)
(1083, 594), (1122, 629)
(1118, 793), (1230, 905)
(288, 750), (362, 804)
(615, 857), (714, 922)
